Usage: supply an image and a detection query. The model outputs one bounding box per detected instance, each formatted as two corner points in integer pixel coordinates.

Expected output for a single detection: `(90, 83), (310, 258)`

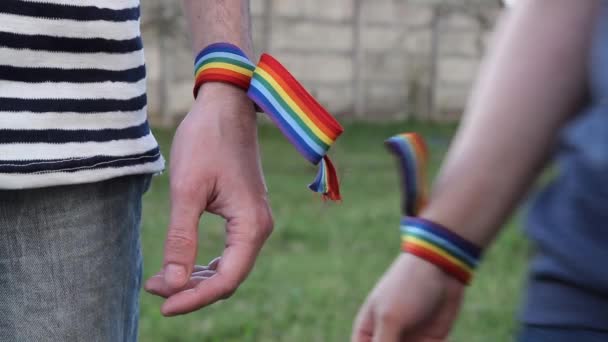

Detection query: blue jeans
(0, 175), (151, 342)
(518, 325), (608, 342)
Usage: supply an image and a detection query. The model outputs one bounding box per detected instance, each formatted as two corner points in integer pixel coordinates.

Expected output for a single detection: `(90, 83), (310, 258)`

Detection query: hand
(352, 254), (465, 342)
(144, 83), (274, 316)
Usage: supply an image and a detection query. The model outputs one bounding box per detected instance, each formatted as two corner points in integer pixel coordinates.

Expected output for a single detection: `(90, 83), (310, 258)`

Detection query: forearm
(181, 0), (255, 124)
(181, 0), (253, 57)
(421, 0), (599, 247)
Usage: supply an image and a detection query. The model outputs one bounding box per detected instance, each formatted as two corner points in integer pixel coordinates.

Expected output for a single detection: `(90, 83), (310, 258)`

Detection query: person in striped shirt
(0, 1), (272, 341)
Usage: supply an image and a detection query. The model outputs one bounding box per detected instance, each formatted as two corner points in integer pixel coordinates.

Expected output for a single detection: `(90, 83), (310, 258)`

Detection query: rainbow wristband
(193, 43), (344, 201)
(401, 217), (481, 284)
(386, 133), (483, 285)
(193, 43), (255, 96)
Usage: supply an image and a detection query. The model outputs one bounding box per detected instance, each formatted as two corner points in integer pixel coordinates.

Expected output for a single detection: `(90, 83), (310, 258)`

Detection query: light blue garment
(0, 175), (150, 342)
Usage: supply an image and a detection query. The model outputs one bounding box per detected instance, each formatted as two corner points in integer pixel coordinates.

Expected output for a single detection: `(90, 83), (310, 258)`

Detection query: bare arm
(181, 0), (253, 57)
(353, 1), (600, 340)
(422, 0), (598, 246)
(145, 0), (274, 316)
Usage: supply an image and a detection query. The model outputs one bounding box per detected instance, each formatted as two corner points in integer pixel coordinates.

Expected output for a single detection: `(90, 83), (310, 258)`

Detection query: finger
(143, 269), (164, 288)
(192, 270), (217, 278)
(145, 275), (210, 298)
(160, 242), (258, 315)
(207, 256), (221, 270)
(160, 215), (270, 316)
(191, 258), (220, 273)
(373, 311), (402, 342)
(162, 186), (206, 290)
(352, 302), (374, 342)
(144, 266), (213, 288)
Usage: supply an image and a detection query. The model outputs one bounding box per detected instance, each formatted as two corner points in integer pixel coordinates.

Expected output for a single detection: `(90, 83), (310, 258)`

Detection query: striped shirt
(0, 0), (164, 189)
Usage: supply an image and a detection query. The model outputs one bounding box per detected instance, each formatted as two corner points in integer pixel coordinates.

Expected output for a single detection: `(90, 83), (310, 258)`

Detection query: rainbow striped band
(386, 132), (482, 284)
(193, 43), (344, 201)
(193, 43), (256, 97)
(385, 133), (428, 216)
(401, 217), (482, 285)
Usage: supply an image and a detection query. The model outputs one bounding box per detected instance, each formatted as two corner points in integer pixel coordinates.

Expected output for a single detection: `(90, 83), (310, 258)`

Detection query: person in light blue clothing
(352, 1), (608, 341)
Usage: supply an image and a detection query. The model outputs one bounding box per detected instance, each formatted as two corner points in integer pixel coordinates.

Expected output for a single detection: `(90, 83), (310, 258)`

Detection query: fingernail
(165, 263), (187, 288)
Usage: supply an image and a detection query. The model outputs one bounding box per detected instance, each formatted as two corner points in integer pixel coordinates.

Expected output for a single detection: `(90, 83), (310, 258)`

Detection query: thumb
(162, 190), (204, 290)
(352, 302), (374, 342)
(372, 310), (402, 342)
(159, 210), (273, 315)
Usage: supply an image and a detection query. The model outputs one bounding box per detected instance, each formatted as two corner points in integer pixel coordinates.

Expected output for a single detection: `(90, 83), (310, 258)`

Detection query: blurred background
(142, 0), (502, 125)
(138, 1), (529, 341)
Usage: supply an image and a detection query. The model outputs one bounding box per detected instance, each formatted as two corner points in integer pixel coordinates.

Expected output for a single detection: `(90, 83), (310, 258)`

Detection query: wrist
(194, 83), (256, 120)
(399, 253), (451, 281)
(189, 41), (344, 201)
(401, 216), (482, 285)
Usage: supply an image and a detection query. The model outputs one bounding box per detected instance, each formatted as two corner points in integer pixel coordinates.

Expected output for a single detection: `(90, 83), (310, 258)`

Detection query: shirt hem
(0, 157), (165, 189)
(521, 275), (608, 331)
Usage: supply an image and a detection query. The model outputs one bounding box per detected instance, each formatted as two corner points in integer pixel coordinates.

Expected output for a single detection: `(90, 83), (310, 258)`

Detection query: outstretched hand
(145, 83), (273, 316)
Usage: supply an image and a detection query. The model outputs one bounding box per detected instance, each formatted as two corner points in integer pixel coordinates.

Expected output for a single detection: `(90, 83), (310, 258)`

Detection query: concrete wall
(141, 0), (502, 124)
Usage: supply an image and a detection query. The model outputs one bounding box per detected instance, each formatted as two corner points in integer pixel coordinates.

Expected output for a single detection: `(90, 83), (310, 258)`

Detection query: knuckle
(166, 229), (196, 252)
(234, 206), (274, 245)
(256, 208), (274, 240)
(218, 280), (239, 299)
(247, 209), (274, 244)
(171, 188), (197, 205)
(171, 178), (193, 196)
(171, 178), (208, 202)
(377, 307), (401, 326)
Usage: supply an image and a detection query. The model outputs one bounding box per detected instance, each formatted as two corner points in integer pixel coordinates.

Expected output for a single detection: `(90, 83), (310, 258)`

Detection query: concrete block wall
(141, 0), (502, 123)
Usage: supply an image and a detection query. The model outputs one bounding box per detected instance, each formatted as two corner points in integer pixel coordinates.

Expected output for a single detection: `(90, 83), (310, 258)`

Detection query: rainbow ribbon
(193, 43), (255, 95)
(401, 217), (481, 284)
(194, 43), (344, 201)
(385, 133), (428, 216)
(386, 133), (481, 284)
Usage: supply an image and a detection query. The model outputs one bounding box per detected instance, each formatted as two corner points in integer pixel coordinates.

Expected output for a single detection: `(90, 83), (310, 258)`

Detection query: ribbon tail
(247, 53), (344, 202)
(308, 155), (341, 201)
(385, 133), (428, 216)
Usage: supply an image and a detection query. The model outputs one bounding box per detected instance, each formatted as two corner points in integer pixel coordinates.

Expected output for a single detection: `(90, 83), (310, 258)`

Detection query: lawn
(139, 121), (530, 342)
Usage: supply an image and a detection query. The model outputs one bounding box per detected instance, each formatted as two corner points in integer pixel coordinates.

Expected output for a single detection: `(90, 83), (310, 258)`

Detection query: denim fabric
(518, 325), (608, 342)
(521, 0), (608, 330)
(0, 175), (151, 342)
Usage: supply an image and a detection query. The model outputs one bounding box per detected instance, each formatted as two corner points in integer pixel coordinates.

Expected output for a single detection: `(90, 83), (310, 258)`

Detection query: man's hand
(352, 254), (464, 342)
(144, 83), (273, 316)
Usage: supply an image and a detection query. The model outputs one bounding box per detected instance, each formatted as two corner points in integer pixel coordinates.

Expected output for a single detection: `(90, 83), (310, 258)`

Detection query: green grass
(139, 121), (529, 342)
